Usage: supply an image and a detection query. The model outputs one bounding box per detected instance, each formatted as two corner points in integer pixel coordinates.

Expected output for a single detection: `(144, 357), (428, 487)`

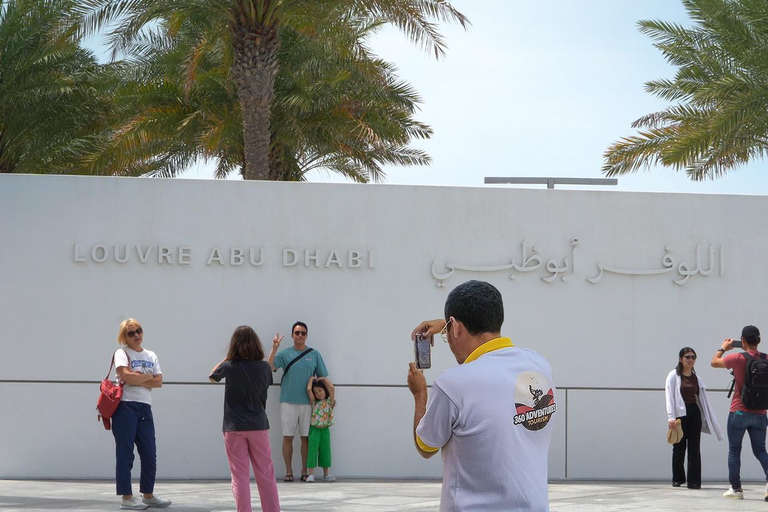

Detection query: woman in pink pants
(209, 326), (280, 512)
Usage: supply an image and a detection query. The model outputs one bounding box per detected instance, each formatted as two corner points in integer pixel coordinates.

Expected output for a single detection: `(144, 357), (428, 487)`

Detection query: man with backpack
(711, 325), (768, 500)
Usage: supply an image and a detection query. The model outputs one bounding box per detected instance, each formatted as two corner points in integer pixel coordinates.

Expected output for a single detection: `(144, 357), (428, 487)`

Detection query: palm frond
(605, 0), (768, 180)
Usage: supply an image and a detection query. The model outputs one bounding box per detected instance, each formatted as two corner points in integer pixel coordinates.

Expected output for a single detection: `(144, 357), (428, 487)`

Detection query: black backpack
(737, 352), (768, 409)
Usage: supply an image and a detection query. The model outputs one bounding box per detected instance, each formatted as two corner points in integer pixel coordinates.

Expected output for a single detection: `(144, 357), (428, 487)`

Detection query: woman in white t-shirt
(111, 319), (171, 510)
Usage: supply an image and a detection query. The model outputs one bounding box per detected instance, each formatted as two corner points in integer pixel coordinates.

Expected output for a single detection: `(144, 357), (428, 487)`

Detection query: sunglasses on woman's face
(684, 355), (697, 360)
(127, 327), (143, 338)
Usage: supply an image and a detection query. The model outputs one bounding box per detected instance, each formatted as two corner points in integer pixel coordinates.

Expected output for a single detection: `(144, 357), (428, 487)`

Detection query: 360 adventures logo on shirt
(513, 371), (556, 431)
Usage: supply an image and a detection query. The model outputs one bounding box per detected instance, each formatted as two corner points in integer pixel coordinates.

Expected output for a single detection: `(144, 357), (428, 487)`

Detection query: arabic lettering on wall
(431, 239), (724, 287)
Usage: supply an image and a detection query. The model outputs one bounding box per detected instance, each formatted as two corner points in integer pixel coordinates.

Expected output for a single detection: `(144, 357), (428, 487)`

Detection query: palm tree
(0, 0), (112, 174)
(87, 14), (434, 181)
(603, 0), (768, 181)
(268, 21), (434, 181)
(81, 0), (468, 180)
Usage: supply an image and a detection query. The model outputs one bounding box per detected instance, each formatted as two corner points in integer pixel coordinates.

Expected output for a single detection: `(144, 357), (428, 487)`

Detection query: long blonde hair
(117, 318), (142, 346)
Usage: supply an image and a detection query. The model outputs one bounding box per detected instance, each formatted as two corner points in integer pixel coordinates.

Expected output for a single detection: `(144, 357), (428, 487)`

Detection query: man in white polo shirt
(408, 280), (556, 512)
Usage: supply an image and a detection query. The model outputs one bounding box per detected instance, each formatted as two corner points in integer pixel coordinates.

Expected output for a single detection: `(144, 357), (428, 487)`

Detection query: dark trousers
(727, 410), (768, 490)
(672, 402), (701, 487)
(112, 401), (157, 496)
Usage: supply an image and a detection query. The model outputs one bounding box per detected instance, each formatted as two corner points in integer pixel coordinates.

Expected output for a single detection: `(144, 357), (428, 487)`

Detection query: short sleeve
(152, 353), (162, 375)
(210, 361), (229, 382)
(723, 353), (741, 370)
(273, 350), (287, 370)
(114, 349), (129, 369)
(416, 382), (459, 451)
(314, 352), (329, 378)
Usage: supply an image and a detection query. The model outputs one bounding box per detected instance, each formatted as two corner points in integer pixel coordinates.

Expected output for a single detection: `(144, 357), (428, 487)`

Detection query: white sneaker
(764, 482), (768, 502)
(120, 496), (149, 509)
(142, 495), (172, 508)
(305, 475), (315, 482)
(723, 487), (743, 499)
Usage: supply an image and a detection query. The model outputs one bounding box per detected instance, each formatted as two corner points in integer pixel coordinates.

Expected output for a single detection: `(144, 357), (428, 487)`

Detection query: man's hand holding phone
(413, 319), (446, 370)
(410, 318), (451, 373)
(411, 319), (446, 343)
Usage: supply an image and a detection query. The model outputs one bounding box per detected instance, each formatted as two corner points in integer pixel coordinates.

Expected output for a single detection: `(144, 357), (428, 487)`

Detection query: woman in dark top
(664, 346), (723, 489)
(209, 326), (280, 512)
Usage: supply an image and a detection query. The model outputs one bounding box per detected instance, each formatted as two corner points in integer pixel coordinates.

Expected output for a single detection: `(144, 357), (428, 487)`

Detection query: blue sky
(91, 1), (768, 195)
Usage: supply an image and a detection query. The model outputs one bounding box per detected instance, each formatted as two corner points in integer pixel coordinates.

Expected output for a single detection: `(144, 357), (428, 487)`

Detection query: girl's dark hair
(312, 379), (329, 398)
(227, 325), (265, 362)
(676, 347), (697, 376)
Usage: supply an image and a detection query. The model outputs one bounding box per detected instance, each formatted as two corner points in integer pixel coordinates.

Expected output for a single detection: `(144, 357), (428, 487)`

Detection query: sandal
(300, 475), (309, 482)
(283, 474), (294, 482)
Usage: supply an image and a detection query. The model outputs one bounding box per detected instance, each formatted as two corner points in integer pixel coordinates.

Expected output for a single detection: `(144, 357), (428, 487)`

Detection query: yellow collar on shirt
(464, 337), (514, 364)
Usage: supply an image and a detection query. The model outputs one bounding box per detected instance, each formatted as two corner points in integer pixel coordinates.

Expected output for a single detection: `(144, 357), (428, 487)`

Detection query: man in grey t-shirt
(408, 280), (556, 511)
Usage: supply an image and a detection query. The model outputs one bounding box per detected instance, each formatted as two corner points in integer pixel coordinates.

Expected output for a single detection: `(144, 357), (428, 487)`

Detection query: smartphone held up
(414, 333), (432, 370)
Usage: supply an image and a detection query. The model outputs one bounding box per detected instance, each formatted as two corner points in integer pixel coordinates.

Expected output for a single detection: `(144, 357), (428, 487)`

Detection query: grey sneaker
(142, 495), (172, 508)
(323, 475), (336, 482)
(120, 496), (149, 510)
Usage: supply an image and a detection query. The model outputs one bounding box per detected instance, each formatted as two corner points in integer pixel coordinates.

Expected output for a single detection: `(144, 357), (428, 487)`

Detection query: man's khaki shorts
(281, 403), (311, 437)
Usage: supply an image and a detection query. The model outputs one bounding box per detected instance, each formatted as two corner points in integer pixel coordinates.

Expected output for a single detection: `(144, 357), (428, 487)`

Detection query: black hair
(675, 347), (697, 376)
(312, 379), (329, 398)
(292, 321), (308, 334)
(444, 280), (504, 336)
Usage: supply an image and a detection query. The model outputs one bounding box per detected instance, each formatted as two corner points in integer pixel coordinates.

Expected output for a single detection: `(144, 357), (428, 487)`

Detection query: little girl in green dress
(305, 376), (336, 482)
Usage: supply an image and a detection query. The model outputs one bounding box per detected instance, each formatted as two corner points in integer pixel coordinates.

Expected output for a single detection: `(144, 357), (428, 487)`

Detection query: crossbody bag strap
(237, 361), (258, 404)
(282, 348), (314, 379)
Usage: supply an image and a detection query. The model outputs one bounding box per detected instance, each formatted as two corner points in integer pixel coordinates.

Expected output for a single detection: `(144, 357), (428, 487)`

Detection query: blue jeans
(111, 401), (157, 496)
(727, 411), (768, 490)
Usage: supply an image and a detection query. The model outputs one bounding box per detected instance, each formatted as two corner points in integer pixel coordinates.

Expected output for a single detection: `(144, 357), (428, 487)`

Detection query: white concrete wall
(0, 174), (766, 480)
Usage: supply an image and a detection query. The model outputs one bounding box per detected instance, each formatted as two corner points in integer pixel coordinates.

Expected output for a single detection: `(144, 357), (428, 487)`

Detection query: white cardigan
(665, 369), (724, 441)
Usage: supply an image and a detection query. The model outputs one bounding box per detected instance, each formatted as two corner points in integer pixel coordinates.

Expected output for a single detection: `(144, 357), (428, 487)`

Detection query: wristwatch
(717, 348), (725, 352)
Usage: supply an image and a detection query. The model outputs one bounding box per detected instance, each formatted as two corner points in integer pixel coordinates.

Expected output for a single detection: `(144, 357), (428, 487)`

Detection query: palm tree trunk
(231, 22), (280, 181)
(0, 131), (12, 173)
(268, 142), (282, 180)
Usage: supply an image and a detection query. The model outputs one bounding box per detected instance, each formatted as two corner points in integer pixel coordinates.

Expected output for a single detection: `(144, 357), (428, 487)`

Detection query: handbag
(97, 350), (129, 430)
(666, 419), (683, 444)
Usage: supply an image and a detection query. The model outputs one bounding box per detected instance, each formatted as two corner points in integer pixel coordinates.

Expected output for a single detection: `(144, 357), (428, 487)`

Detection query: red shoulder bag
(97, 350), (129, 430)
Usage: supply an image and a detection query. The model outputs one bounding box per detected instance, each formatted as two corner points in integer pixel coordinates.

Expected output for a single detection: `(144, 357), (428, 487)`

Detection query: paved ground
(2, 479), (768, 511)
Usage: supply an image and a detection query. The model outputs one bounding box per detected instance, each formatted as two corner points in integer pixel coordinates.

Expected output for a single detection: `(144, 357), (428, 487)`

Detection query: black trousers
(672, 402), (702, 486)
